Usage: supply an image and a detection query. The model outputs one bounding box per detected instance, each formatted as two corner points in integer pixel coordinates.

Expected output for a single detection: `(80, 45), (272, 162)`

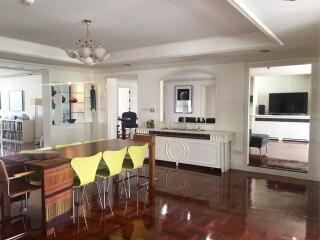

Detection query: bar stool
(95, 147), (128, 214)
(122, 143), (148, 198)
(71, 152), (103, 228)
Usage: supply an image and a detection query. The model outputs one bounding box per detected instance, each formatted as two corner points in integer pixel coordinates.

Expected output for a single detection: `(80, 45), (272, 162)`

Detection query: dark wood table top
(1, 139), (146, 170)
(56, 139), (145, 159)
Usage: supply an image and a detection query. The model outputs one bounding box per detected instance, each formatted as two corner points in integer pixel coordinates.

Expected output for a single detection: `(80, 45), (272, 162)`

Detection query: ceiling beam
(227, 0), (284, 46)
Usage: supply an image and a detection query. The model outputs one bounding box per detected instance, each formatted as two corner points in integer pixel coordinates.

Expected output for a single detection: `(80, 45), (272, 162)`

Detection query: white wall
(253, 74), (312, 114)
(122, 64), (246, 170)
(43, 68), (95, 146)
(100, 58), (320, 181)
(0, 75), (43, 138)
(163, 79), (215, 122)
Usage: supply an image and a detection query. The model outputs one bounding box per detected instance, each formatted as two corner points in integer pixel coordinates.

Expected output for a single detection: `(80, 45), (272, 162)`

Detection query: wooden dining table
(0, 137), (156, 236)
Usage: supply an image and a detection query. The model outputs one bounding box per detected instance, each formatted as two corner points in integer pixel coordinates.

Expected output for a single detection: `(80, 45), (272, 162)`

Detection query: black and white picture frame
(175, 85), (192, 113)
(9, 90), (24, 112)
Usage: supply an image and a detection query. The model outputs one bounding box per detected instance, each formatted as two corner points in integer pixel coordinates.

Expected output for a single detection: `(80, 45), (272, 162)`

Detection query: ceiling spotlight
(23, 0), (35, 6)
(260, 49), (271, 53)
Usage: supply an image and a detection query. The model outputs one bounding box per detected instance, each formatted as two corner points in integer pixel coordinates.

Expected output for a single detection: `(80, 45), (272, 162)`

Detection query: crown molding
(227, 0), (284, 46)
(102, 32), (274, 64)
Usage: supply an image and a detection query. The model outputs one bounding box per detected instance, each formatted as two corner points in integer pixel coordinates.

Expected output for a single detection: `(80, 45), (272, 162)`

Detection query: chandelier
(65, 19), (110, 65)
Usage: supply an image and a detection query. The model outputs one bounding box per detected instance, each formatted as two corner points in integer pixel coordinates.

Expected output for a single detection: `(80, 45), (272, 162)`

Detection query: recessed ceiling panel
(0, 0), (259, 51)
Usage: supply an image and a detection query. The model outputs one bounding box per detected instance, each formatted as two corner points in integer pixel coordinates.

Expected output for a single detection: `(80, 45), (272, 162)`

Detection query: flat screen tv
(269, 92), (308, 115)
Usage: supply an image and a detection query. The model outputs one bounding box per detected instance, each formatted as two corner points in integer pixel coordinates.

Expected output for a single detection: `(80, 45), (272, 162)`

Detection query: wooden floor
(250, 140), (309, 162)
(1, 163), (319, 240)
(249, 140), (309, 172)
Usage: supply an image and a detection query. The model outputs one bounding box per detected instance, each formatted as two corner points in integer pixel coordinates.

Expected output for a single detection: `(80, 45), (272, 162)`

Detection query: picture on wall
(9, 90), (24, 111)
(175, 85), (192, 113)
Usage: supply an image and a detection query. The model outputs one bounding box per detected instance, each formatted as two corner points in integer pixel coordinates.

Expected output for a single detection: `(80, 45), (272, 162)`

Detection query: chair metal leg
(121, 174), (128, 199)
(72, 189), (75, 224)
(259, 148), (262, 158)
(95, 181), (103, 210)
(265, 145), (268, 155)
(127, 171), (131, 198)
(103, 179), (106, 210)
(24, 193), (28, 214)
(84, 186), (91, 210)
(106, 177), (114, 215)
(80, 187), (88, 230)
(107, 177), (111, 193)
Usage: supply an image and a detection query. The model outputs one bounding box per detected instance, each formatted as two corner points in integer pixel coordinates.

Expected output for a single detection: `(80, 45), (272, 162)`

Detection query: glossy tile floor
(1, 164), (319, 240)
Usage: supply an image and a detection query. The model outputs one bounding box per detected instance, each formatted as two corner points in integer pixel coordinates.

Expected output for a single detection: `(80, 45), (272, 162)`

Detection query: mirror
(162, 78), (217, 123)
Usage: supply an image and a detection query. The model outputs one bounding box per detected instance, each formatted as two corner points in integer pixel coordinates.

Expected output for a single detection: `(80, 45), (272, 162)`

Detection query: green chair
(123, 143), (149, 198)
(71, 152), (103, 227)
(96, 147), (128, 214)
(56, 142), (82, 149)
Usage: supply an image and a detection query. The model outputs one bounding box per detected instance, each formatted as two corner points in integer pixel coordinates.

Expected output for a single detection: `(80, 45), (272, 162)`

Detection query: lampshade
(79, 47), (91, 58)
(83, 56), (94, 64)
(94, 47), (106, 59)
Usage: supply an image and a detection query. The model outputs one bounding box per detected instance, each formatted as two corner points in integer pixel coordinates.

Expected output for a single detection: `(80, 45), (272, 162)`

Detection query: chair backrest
(102, 147), (127, 177)
(121, 111), (138, 128)
(128, 143), (148, 169)
(56, 142), (82, 149)
(71, 152), (102, 186)
(38, 147), (53, 151)
(0, 160), (9, 184)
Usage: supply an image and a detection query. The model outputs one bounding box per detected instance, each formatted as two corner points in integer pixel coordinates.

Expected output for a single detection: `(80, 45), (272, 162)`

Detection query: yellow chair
(96, 147), (127, 213)
(55, 142), (82, 149)
(71, 152), (103, 226)
(19, 146), (52, 154)
(123, 144), (149, 198)
(37, 147), (53, 151)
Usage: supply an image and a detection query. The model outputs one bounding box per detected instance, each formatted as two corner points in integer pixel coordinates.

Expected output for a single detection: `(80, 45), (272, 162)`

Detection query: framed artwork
(9, 90), (24, 111)
(175, 85), (192, 113)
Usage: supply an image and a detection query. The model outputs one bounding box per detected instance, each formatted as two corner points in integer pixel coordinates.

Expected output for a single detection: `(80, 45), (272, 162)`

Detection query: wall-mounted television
(269, 92), (308, 115)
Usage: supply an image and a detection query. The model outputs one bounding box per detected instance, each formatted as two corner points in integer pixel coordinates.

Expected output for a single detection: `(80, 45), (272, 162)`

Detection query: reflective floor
(1, 164), (319, 240)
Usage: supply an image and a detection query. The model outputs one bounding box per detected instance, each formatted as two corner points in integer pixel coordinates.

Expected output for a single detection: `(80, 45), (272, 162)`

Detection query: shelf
(0, 138), (23, 143)
(2, 129), (22, 132)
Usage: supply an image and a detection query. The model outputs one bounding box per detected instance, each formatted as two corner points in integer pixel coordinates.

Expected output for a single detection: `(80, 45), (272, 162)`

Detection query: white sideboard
(137, 128), (233, 172)
(251, 115), (310, 141)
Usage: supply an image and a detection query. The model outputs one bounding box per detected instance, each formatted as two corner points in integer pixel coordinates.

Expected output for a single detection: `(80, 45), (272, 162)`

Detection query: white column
(106, 78), (118, 140)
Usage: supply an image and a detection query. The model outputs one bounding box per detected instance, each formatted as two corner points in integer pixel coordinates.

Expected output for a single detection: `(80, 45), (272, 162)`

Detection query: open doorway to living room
(248, 64), (312, 173)
(0, 67), (43, 156)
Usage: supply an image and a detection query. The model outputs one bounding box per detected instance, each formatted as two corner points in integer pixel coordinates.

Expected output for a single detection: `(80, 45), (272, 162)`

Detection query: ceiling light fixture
(23, 0), (35, 6)
(65, 19), (110, 65)
(260, 49), (271, 53)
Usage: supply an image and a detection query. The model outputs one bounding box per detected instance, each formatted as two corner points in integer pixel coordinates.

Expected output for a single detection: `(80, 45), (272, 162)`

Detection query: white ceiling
(242, 0), (320, 55)
(250, 64), (312, 76)
(0, 0), (258, 51)
(0, 0), (318, 68)
(0, 68), (34, 78)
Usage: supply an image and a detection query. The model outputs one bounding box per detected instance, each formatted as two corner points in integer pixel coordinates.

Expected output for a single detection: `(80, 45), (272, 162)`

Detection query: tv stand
(252, 115), (310, 142)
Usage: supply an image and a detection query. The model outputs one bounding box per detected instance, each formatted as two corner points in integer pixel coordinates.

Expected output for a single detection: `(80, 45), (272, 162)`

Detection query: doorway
(248, 64), (312, 172)
(117, 78), (139, 138)
(0, 67), (43, 156)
